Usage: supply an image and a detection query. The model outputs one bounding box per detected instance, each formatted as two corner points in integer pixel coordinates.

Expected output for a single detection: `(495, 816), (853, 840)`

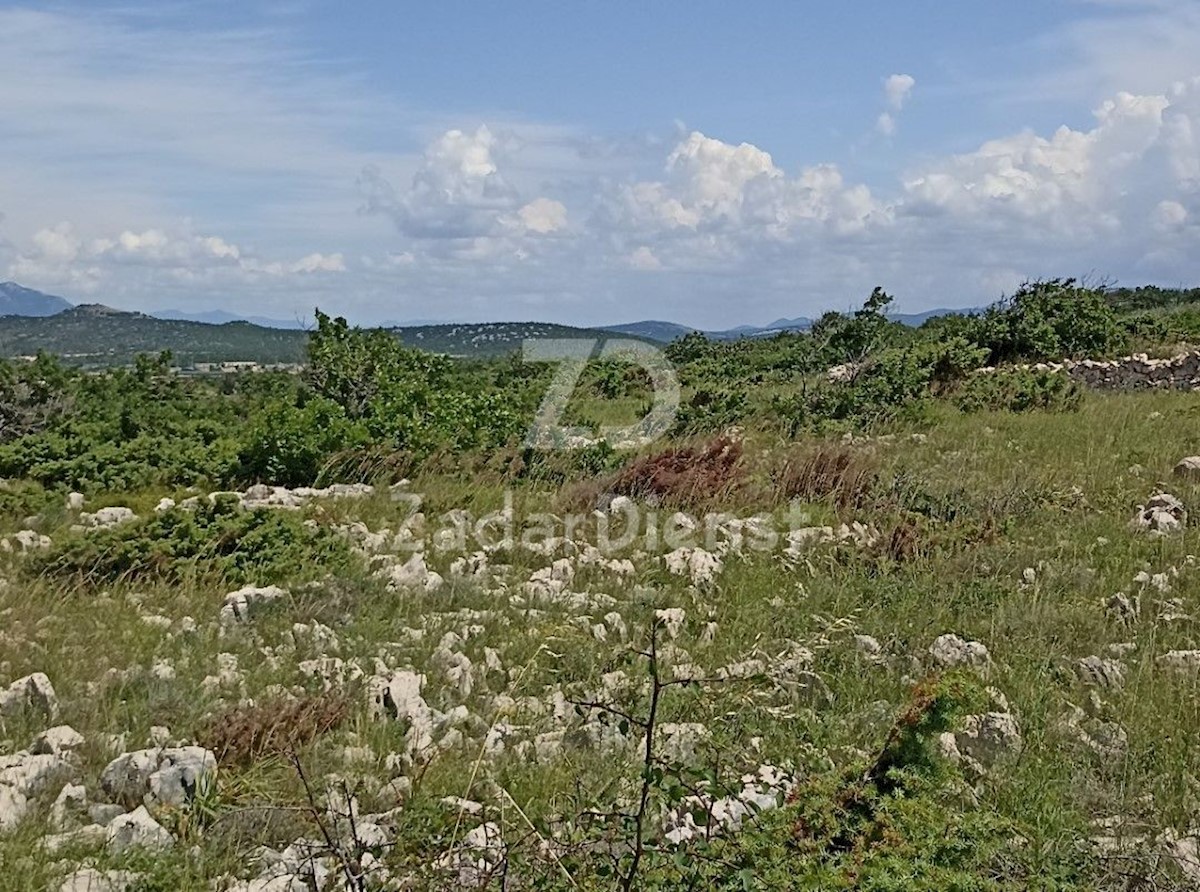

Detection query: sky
(3, 1), (1200, 328)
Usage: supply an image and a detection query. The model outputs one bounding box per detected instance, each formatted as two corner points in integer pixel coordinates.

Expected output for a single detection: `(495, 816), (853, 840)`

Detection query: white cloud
(290, 252), (346, 274)
(360, 126), (525, 240)
(514, 198), (568, 234)
(627, 246), (662, 271)
(902, 88), (1172, 231)
(32, 223), (83, 263)
(8, 223), (346, 295)
(884, 74), (916, 110)
(1154, 199), (1189, 230)
(616, 131), (884, 241)
(876, 74), (916, 135)
(6, 4), (1200, 328)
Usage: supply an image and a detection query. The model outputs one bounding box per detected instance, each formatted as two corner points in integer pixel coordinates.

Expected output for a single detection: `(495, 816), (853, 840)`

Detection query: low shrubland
(5, 281), (1200, 889)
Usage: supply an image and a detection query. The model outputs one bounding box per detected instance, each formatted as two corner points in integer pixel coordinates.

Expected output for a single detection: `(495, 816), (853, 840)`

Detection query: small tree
(812, 287), (904, 365)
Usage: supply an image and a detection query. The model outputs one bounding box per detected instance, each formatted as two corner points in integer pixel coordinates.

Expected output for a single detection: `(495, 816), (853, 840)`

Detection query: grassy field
(3, 388), (1200, 889)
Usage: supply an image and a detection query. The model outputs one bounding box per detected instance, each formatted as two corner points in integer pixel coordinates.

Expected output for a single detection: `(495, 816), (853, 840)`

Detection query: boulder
(100, 746), (216, 809)
(106, 805), (173, 853)
(1174, 456), (1200, 482)
(50, 782), (88, 829)
(0, 672), (59, 720)
(1074, 656), (1126, 689)
(79, 506), (137, 529)
(219, 584), (288, 624)
(0, 783), (27, 831)
(31, 725), (86, 757)
(954, 712), (1021, 768)
(1130, 493), (1187, 535)
(929, 634), (990, 670)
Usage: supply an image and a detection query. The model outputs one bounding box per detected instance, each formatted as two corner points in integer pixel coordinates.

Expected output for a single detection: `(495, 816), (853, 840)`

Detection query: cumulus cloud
(901, 88), (1173, 232)
(884, 74), (916, 110)
(8, 3), (1200, 328)
(1154, 199), (1189, 231)
(627, 246), (662, 271)
(513, 198), (568, 235)
(7, 223), (345, 294)
(289, 252), (346, 274)
(616, 131), (884, 241)
(876, 74), (916, 135)
(361, 126), (523, 240)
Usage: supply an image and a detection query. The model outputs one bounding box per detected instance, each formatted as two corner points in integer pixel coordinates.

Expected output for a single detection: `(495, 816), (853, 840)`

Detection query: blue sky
(3, 1), (1200, 327)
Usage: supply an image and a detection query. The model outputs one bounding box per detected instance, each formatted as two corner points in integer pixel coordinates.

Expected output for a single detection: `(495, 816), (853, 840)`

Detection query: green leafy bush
(31, 498), (352, 587)
(970, 279), (1124, 363)
(672, 387), (750, 435)
(237, 396), (370, 487)
(955, 369), (1082, 414)
(781, 338), (987, 432)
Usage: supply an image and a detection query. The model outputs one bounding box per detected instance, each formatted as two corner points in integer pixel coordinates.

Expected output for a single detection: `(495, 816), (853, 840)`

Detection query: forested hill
(0, 306), (645, 367)
(0, 305), (309, 367)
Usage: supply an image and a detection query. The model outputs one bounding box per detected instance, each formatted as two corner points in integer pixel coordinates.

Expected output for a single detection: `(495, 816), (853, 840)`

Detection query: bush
(970, 279), (1124, 363)
(237, 396), (371, 487)
(955, 369), (1082, 414)
(671, 388), (750, 435)
(32, 498), (353, 587)
(810, 287), (907, 365)
(0, 353), (75, 444)
(782, 338), (987, 432)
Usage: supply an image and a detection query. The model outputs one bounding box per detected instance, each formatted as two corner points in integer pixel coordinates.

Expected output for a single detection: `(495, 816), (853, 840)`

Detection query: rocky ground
(6, 391), (1200, 888)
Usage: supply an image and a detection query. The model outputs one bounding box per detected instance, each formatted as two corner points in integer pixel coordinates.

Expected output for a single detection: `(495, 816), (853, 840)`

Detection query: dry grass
(772, 442), (877, 510)
(607, 435), (746, 510)
(199, 692), (350, 767)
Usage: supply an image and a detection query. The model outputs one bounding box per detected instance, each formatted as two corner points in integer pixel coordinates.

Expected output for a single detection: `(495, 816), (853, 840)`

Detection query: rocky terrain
(6, 282), (1200, 888)
(5, 391), (1200, 889)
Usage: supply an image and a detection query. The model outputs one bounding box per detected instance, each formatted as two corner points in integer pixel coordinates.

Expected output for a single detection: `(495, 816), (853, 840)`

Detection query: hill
(0, 282), (72, 317)
(152, 307), (310, 330)
(0, 305), (309, 367)
(0, 308), (654, 366)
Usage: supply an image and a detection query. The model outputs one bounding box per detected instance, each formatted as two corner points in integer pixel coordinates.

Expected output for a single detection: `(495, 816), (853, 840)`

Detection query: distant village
(181, 361), (304, 375)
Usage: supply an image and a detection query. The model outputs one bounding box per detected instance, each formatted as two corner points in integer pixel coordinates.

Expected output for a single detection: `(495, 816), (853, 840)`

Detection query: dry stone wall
(980, 352), (1200, 392)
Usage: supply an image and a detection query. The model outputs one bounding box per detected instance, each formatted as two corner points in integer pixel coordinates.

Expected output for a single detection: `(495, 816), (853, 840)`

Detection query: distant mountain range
(598, 310), (962, 342)
(152, 307), (310, 329)
(0, 282), (73, 316)
(0, 281), (982, 366)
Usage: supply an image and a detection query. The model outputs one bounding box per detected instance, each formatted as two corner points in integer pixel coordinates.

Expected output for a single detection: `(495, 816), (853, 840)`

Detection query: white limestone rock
(79, 506), (137, 529)
(31, 725), (86, 757)
(106, 805), (173, 853)
(1130, 493), (1187, 535)
(100, 746), (216, 809)
(928, 634), (990, 670)
(219, 584), (288, 624)
(0, 672), (59, 720)
(1173, 456), (1200, 482)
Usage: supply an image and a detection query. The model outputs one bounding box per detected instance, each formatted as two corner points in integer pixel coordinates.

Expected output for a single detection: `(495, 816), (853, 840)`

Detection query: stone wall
(980, 352), (1200, 392)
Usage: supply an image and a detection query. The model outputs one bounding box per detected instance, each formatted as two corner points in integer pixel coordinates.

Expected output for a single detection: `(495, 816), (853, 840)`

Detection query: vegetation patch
(30, 498), (352, 587)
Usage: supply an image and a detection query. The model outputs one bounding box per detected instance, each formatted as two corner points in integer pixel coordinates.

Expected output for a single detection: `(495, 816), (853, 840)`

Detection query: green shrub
(955, 369), (1082, 414)
(31, 498), (352, 587)
(782, 338), (987, 432)
(672, 387), (750, 435)
(970, 279), (1124, 363)
(237, 396), (370, 487)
